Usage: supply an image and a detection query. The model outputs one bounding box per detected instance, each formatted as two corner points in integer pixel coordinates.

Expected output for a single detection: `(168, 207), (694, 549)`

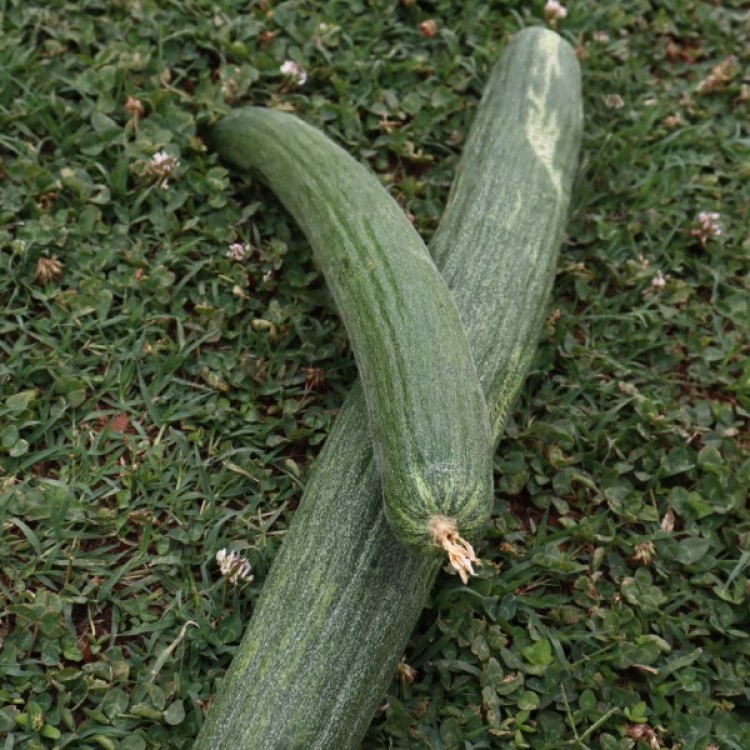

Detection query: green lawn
(1, 1), (748, 748)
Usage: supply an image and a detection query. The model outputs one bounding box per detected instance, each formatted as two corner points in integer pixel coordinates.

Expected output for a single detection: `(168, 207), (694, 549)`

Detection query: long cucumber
(213, 104), (493, 574)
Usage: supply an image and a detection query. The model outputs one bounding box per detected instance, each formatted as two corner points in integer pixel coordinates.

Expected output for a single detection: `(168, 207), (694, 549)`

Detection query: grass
(1, 0), (748, 748)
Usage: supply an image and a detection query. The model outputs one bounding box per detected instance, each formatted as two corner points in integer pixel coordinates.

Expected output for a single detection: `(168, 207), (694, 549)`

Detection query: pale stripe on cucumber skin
(525, 32), (565, 198)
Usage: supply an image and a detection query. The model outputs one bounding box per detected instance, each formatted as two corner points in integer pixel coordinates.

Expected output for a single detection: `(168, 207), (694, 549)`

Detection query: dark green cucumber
(213, 105), (493, 572)
(195, 26), (583, 750)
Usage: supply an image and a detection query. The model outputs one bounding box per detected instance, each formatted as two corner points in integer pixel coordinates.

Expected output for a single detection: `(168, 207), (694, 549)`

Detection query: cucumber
(195, 27), (583, 750)
(212, 105), (493, 575)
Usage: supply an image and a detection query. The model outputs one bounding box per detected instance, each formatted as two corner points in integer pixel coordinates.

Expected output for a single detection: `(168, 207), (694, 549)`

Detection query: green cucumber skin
(434, 26), (584, 438)
(213, 107), (493, 552)
(195, 27), (582, 750)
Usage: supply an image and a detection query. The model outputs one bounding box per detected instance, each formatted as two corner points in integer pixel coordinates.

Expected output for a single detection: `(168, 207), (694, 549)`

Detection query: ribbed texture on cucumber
(195, 27), (582, 750)
(213, 106), (493, 553)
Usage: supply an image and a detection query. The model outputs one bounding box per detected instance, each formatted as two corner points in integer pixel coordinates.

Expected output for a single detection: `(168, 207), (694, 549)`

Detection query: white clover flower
(604, 94), (625, 110)
(227, 242), (249, 261)
(625, 724), (661, 750)
(147, 150), (180, 188)
(150, 151), (179, 170)
(691, 211), (722, 246)
(216, 548), (254, 584)
(698, 211), (722, 235)
(544, 0), (568, 25)
(651, 270), (666, 289)
(280, 60), (307, 87)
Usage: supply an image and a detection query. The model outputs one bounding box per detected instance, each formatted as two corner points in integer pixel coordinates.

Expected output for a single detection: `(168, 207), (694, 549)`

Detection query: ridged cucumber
(213, 106), (493, 575)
